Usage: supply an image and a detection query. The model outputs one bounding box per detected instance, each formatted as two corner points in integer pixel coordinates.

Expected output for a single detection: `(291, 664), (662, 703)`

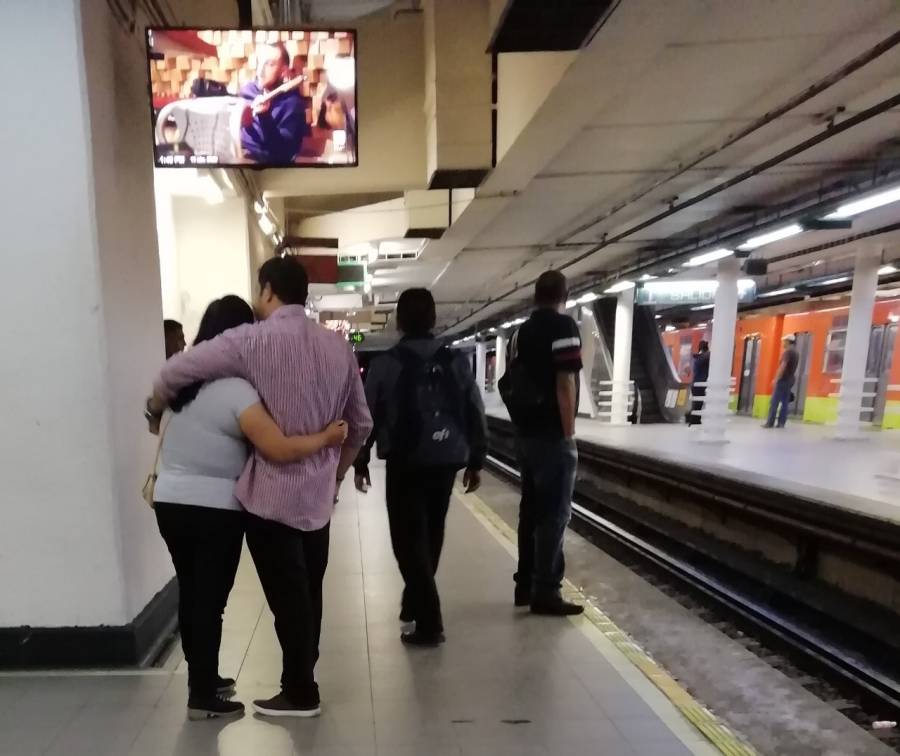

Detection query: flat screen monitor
(146, 28), (357, 168)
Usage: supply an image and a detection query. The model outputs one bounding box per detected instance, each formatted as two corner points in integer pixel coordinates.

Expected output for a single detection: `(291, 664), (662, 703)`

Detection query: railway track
(485, 418), (900, 751)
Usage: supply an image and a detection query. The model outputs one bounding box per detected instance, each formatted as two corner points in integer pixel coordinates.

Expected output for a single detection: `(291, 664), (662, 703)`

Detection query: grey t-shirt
(154, 378), (261, 511)
(781, 346), (800, 385)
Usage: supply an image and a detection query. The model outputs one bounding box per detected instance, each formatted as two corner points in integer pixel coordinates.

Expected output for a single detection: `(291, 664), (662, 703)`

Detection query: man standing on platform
(148, 258), (372, 718)
(500, 270), (583, 616)
(764, 334), (799, 429)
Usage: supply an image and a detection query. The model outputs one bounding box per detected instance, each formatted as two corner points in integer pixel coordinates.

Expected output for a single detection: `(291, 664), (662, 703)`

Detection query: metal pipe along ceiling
(441, 31), (900, 334)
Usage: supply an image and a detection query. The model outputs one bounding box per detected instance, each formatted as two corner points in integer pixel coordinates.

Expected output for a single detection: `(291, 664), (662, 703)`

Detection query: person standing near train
(764, 334), (799, 429)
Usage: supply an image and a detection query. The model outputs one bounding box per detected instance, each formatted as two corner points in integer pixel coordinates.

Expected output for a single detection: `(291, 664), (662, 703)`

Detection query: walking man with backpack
(499, 270), (583, 616)
(354, 288), (487, 646)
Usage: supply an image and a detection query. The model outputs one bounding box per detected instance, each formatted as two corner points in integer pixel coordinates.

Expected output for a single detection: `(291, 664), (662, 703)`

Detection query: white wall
(497, 51), (577, 163)
(0, 0), (236, 630)
(164, 196), (252, 342)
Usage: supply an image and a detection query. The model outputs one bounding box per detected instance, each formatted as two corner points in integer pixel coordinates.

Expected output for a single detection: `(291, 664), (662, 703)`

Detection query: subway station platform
(0, 463), (721, 756)
(484, 397), (900, 525)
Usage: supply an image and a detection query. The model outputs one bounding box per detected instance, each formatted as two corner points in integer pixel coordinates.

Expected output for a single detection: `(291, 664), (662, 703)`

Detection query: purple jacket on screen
(239, 81), (308, 165)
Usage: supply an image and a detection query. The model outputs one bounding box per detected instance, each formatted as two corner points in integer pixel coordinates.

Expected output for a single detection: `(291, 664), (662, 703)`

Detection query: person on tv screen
(240, 44), (308, 164)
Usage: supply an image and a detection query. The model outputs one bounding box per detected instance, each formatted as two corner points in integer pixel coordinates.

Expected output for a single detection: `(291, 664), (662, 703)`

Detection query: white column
(495, 334), (507, 380)
(835, 245), (881, 440)
(611, 289), (634, 425)
(475, 341), (487, 395)
(579, 308), (599, 418)
(701, 256), (740, 443)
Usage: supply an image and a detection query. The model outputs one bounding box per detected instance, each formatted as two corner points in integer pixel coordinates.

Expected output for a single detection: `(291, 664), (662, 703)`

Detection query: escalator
(592, 299), (689, 424)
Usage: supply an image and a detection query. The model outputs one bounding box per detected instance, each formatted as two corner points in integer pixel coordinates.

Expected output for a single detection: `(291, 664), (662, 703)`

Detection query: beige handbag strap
(151, 412), (171, 475)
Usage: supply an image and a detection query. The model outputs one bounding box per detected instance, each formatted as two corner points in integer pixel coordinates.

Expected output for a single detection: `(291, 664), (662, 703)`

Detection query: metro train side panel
(661, 297), (900, 429)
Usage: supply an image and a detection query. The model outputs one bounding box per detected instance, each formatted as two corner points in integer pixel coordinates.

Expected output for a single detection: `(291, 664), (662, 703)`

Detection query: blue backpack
(390, 345), (470, 468)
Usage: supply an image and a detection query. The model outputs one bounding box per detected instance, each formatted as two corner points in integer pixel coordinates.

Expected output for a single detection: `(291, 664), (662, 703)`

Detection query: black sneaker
(401, 630), (446, 647)
(253, 692), (321, 718)
(530, 599), (584, 616)
(187, 695), (245, 721)
(217, 676), (236, 695)
(514, 585), (531, 607)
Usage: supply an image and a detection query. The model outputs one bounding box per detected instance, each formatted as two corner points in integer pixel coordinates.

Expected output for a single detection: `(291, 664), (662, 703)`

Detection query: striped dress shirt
(153, 305), (373, 531)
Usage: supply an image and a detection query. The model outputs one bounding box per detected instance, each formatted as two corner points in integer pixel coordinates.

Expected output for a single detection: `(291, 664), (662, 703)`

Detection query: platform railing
(691, 377), (737, 443)
(593, 379), (637, 425)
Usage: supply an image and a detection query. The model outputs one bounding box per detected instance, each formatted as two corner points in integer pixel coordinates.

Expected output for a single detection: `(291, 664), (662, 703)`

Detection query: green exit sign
(349, 331), (365, 345)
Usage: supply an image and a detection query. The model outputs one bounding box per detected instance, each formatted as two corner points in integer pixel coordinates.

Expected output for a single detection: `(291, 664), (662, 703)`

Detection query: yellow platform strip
(457, 487), (760, 756)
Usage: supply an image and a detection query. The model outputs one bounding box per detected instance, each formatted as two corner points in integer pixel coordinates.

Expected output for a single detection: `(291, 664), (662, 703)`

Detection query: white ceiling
(271, 0), (900, 334)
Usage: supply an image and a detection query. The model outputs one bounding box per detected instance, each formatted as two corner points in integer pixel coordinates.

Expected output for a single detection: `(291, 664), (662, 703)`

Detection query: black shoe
(514, 585), (531, 607)
(401, 630), (446, 647)
(530, 599), (584, 616)
(217, 676), (236, 695)
(253, 692), (321, 718)
(187, 695), (244, 721)
(762, 423), (774, 429)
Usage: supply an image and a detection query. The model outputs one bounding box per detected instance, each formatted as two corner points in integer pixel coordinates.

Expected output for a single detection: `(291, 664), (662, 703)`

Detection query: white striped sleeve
(551, 336), (580, 352)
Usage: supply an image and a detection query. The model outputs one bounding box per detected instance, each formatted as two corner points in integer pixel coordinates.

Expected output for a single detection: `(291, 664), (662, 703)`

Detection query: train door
(869, 323), (897, 426)
(789, 332), (812, 416)
(737, 335), (760, 415)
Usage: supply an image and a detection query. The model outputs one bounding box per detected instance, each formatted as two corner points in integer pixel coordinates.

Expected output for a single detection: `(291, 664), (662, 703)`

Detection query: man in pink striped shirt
(149, 258), (372, 718)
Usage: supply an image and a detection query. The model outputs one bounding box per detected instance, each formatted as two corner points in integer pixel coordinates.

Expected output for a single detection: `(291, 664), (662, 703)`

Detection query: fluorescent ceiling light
(500, 321), (513, 329)
(738, 224), (803, 251)
(640, 274), (658, 281)
(565, 299), (576, 309)
(258, 215), (275, 236)
(682, 248), (733, 267)
(826, 185), (900, 219)
(513, 317), (527, 325)
(879, 265), (898, 276)
(576, 292), (599, 303)
(815, 276), (850, 286)
(691, 304), (715, 311)
(759, 287), (797, 298)
(664, 325), (676, 332)
(489, 327), (497, 333)
(254, 200), (266, 215)
(604, 281), (635, 294)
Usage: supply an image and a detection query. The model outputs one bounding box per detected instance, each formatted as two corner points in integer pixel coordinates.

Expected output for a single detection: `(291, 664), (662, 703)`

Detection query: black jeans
(244, 512), (330, 703)
(154, 502), (244, 698)
(385, 461), (457, 636)
(514, 436), (578, 603)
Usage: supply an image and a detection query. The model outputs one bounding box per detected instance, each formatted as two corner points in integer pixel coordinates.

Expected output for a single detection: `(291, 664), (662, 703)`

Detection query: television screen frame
(145, 26), (359, 170)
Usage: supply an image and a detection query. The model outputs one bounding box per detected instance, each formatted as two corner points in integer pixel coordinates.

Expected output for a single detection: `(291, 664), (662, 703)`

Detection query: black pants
(244, 512), (330, 703)
(385, 461), (457, 636)
(154, 502), (244, 698)
(514, 436), (578, 603)
(686, 386), (706, 426)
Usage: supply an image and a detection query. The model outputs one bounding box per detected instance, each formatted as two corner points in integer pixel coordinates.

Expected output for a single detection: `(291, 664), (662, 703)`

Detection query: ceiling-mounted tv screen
(146, 28), (357, 168)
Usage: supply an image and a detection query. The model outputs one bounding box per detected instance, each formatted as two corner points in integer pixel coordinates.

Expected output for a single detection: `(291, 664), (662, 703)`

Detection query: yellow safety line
(457, 487), (760, 756)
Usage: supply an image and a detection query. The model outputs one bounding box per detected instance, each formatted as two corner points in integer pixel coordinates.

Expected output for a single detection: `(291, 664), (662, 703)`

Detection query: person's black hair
(163, 319), (182, 335)
(534, 270), (567, 306)
(698, 340), (709, 352)
(258, 257), (309, 306)
(170, 296), (254, 412)
(396, 288), (436, 337)
(269, 43), (290, 67)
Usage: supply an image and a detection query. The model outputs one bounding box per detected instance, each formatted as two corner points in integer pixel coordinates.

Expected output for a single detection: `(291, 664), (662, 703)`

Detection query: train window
(823, 329), (846, 374)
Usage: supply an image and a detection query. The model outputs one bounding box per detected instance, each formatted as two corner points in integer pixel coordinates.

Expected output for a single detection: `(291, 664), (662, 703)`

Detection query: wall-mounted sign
(636, 279), (757, 307)
(349, 331), (365, 345)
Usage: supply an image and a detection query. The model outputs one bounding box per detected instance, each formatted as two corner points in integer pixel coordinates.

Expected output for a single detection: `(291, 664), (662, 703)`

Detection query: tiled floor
(0, 464), (715, 756)
(484, 394), (900, 523)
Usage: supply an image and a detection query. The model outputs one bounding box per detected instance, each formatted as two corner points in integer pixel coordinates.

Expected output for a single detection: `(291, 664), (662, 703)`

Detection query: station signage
(349, 331), (365, 345)
(635, 279), (757, 307)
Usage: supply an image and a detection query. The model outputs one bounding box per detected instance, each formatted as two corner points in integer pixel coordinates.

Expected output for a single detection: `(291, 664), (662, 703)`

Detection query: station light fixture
(639, 273), (658, 281)
(826, 185), (900, 219)
(576, 292), (599, 303)
(500, 321), (513, 329)
(604, 280), (635, 294)
(691, 303), (715, 311)
(489, 327), (497, 333)
(565, 299), (576, 309)
(664, 325), (676, 332)
(879, 265), (898, 276)
(513, 317), (527, 325)
(682, 248), (733, 267)
(759, 287), (797, 298)
(737, 223), (803, 251)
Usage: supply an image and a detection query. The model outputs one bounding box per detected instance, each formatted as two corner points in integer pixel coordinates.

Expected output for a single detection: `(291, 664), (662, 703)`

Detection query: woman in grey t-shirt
(153, 296), (347, 721)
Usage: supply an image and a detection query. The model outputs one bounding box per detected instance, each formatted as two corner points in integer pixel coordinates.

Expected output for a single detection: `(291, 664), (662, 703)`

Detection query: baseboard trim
(0, 577), (178, 668)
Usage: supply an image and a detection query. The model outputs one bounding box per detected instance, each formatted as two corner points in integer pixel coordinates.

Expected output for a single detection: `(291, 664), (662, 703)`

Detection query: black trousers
(385, 461), (457, 636)
(154, 502), (244, 698)
(244, 512), (330, 703)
